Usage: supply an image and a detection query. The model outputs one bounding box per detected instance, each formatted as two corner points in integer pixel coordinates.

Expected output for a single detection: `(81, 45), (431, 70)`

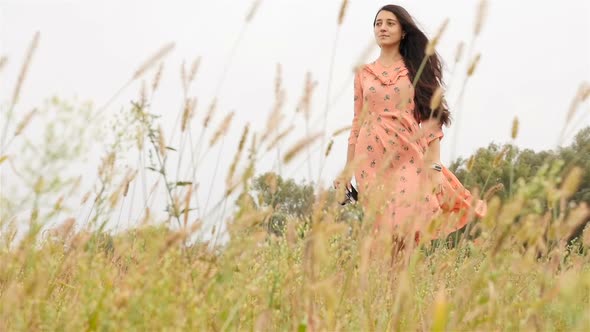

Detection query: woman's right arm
(346, 143), (356, 165)
(345, 69), (363, 176)
(335, 69), (363, 190)
(347, 70), (363, 153)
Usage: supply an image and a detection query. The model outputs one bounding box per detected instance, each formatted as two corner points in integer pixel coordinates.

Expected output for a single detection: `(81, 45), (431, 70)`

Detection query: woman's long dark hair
(374, 5), (451, 126)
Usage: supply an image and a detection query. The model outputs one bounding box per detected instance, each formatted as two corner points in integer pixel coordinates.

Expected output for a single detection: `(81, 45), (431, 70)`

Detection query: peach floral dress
(348, 59), (486, 238)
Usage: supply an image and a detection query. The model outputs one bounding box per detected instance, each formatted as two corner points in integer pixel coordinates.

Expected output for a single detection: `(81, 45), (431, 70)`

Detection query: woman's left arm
(424, 138), (444, 194)
(422, 117), (443, 164)
(422, 119), (444, 193)
(424, 137), (441, 165)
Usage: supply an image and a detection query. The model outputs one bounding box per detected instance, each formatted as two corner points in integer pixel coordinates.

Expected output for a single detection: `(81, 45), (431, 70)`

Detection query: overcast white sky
(1, 0), (589, 230)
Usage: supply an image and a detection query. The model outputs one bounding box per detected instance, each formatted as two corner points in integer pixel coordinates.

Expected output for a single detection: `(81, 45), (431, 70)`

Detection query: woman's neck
(378, 46), (403, 67)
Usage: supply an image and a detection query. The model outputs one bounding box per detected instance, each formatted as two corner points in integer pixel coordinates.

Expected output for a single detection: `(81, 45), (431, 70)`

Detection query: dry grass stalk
(467, 53), (481, 77)
(564, 202), (590, 236)
(132, 42), (175, 80)
(583, 221), (590, 247)
(98, 151), (116, 182)
(466, 155), (476, 172)
(183, 185), (193, 227)
(136, 126), (145, 150)
(123, 170), (137, 197)
(0, 155), (8, 165)
(430, 86), (444, 112)
(33, 176), (44, 194)
(159, 229), (187, 256)
(283, 133), (322, 163)
(66, 176), (82, 197)
(157, 125), (167, 158)
(109, 188), (121, 208)
(332, 125), (352, 137)
(236, 123), (250, 157)
(80, 191), (92, 205)
(265, 173), (278, 195)
(141, 207), (151, 225)
(581, 81), (590, 101)
(338, 0), (349, 26)
(241, 134), (258, 186)
(12, 31), (40, 107)
(560, 166), (583, 200)
(426, 18), (449, 56)
(188, 57), (202, 84)
(203, 98), (217, 128)
(245, 0), (261, 23)
(181, 60), (187, 91)
(432, 287), (449, 331)
(233, 210), (269, 230)
(68, 230), (92, 250)
(474, 0), (488, 36)
(45, 217), (76, 242)
(139, 80), (148, 105)
(181, 97), (197, 132)
(52, 195), (64, 212)
(224, 181), (237, 198)
(296, 72), (317, 120)
(261, 107), (284, 144)
(493, 146), (509, 167)
(0, 56), (7, 72)
(255, 310), (272, 332)
(454, 42), (464, 64)
(225, 178), (242, 197)
(565, 81), (590, 126)
(275, 63), (282, 98)
(511, 117), (519, 139)
(210, 111), (235, 147)
(558, 82), (589, 145)
(14, 108), (37, 136)
(227, 124), (250, 189)
(325, 139), (334, 157)
(152, 62), (164, 93)
(109, 169), (137, 207)
(260, 64), (286, 144)
(171, 194), (181, 218)
(265, 125), (294, 152)
(123, 179), (131, 198)
(189, 219), (203, 234)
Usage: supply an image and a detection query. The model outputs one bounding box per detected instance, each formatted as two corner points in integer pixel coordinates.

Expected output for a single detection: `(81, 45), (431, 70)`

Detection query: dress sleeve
(421, 117), (444, 145)
(348, 69), (363, 146)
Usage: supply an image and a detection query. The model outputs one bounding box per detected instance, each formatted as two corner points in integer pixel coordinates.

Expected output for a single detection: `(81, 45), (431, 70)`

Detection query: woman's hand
(333, 175), (352, 190)
(426, 167), (444, 195)
(334, 174), (356, 205)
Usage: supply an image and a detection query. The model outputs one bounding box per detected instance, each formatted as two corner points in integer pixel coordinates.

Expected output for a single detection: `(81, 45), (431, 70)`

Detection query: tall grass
(1, 1), (589, 331)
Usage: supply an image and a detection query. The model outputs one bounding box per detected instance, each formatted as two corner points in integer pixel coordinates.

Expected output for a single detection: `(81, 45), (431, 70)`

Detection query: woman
(336, 5), (486, 241)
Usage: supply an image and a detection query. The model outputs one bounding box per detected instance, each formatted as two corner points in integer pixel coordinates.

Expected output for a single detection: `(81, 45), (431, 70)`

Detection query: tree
(450, 127), (590, 245)
(451, 127), (590, 206)
(558, 127), (590, 204)
(250, 172), (315, 235)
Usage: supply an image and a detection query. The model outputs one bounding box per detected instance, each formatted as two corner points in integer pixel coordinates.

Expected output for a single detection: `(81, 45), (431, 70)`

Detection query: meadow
(1, 1), (589, 331)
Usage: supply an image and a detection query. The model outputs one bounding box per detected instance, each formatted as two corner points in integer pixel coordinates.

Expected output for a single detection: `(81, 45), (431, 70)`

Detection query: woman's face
(374, 10), (404, 48)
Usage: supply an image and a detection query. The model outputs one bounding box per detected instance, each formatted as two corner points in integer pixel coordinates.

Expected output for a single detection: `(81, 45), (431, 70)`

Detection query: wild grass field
(1, 1), (590, 331)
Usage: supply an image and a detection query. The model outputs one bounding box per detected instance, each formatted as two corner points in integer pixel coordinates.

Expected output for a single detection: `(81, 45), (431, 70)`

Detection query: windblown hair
(374, 5), (451, 126)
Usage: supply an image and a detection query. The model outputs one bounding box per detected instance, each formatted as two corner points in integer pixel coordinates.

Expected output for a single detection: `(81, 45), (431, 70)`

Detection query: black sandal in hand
(339, 185), (358, 205)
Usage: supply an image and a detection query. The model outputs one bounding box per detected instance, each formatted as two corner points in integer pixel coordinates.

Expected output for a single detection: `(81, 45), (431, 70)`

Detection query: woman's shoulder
(353, 63), (370, 75)
(359, 59), (409, 86)
(355, 60), (379, 72)
(354, 61), (380, 81)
